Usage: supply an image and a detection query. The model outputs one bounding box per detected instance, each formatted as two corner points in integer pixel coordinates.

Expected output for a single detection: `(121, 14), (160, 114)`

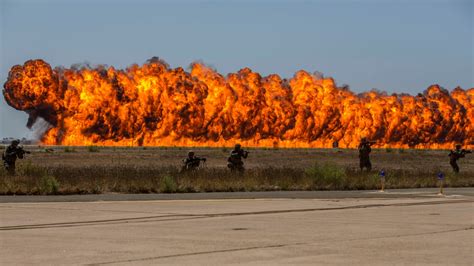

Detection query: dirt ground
(14, 146), (474, 174)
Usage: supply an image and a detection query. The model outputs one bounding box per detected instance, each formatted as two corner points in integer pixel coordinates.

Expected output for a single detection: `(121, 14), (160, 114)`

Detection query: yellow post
(438, 179), (444, 196)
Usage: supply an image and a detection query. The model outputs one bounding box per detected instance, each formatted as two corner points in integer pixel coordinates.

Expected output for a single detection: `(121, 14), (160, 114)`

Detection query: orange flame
(3, 58), (473, 148)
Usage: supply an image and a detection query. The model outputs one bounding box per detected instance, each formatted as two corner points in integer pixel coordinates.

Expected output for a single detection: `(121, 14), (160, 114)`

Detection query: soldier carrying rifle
(2, 139), (30, 175)
(448, 144), (471, 173)
(227, 144), (249, 173)
(358, 137), (375, 171)
(181, 151), (206, 172)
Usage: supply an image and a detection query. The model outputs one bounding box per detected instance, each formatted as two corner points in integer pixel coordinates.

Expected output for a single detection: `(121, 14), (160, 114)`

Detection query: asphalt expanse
(0, 188), (474, 265)
(1, 188), (473, 265)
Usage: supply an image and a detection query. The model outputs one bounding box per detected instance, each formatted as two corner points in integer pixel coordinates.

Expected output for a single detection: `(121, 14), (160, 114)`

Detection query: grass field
(1, 146), (473, 195)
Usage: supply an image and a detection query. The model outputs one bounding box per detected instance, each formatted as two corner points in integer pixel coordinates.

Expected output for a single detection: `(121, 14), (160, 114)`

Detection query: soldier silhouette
(181, 151), (206, 172)
(227, 144), (249, 172)
(2, 139), (30, 175)
(448, 144), (471, 173)
(358, 137), (375, 171)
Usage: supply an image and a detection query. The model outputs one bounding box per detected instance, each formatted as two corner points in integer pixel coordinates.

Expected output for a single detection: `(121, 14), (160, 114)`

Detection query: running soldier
(448, 144), (471, 173)
(358, 137), (375, 171)
(2, 139), (30, 175)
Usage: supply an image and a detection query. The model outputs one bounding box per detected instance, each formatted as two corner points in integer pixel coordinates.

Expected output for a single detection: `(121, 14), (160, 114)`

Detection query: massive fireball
(3, 58), (473, 148)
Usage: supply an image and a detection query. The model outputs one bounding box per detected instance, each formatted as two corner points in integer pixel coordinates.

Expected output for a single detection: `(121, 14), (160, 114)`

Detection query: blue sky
(1, 0), (472, 138)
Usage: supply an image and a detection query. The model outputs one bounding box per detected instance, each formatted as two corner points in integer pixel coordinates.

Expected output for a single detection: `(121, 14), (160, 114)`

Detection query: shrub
(0, 167), (7, 177)
(91, 182), (104, 194)
(20, 161), (48, 177)
(305, 163), (347, 189)
(160, 175), (177, 193)
(64, 147), (76, 153)
(38, 175), (60, 194)
(385, 148), (393, 153)
(87, 145), (100, 152)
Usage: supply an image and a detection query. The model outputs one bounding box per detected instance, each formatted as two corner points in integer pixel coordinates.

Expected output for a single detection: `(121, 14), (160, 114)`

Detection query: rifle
(449, 149), (472, 158)
(361, 141), (376, 147)
(17, 146), (31, 159)
(181, 157), (206, 171)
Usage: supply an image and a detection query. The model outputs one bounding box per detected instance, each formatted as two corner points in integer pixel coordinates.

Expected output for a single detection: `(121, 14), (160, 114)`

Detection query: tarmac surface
(1, 188), (473, 265)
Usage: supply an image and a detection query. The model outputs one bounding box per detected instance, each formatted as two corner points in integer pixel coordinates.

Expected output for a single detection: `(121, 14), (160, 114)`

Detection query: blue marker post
(379, 169), (386, 192)
(437, 172), (445, 196)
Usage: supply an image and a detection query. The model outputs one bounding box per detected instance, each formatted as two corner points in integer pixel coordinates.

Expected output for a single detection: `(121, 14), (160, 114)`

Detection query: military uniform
(2, 140), (27, 175)
(358, 140), (372, 171)
(181, 152), (206, 172)
(227, 145), (249, 172)
(449, 145), (471, 173)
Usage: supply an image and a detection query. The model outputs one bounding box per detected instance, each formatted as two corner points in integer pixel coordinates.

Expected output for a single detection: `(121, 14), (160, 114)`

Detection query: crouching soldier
(2, 139), (30, 175)
(181, 151), (206, 172)
(449, 144), (471, 173)
(227, 144), (249, 173)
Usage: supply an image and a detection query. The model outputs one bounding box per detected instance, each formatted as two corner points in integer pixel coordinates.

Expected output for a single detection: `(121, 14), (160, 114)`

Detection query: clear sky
(0, 0), (472, 138)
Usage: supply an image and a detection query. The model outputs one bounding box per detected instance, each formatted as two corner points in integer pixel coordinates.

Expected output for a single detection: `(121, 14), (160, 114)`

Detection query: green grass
(160, 175), (177, 193)
(0, 162), (472, 195)
(38, 175), (60, 194)
(306, 163), (347, 189)
(64, 147), (76, 153)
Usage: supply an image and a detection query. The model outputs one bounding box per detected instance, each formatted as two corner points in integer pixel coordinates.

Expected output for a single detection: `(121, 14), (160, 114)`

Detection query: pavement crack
(0, 205), (180, 215)
(85, 243), (290, 265)
(0, 214), (203, 231)
(343, 226), (474, 242)
(86, 226), (473, 265)
(1, 199), (471, 231)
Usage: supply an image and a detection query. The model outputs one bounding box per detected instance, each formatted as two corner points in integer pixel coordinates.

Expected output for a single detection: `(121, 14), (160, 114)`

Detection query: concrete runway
(1, 189), (473, 265)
